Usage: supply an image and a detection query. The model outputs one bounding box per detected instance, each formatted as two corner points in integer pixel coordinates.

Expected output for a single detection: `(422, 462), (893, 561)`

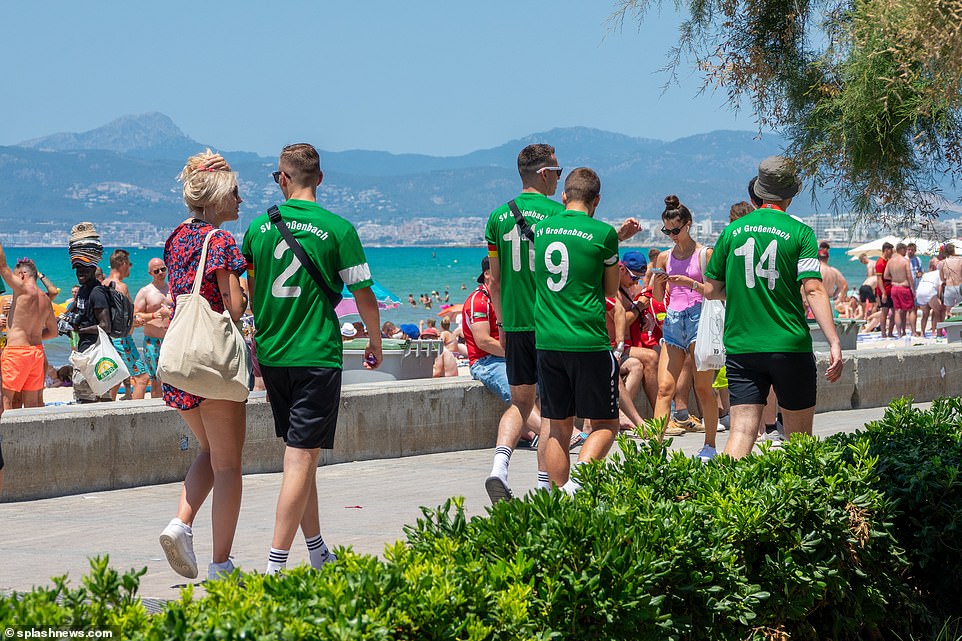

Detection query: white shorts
(944, 285), (962, 309)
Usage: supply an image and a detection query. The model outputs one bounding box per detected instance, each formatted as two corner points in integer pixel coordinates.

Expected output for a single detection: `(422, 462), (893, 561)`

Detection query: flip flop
(484, 476), (513, 505)
(569, 431), (589, 450)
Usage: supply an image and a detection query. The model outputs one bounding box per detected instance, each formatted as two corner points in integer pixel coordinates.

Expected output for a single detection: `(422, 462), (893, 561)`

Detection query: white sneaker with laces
(207, 559), (236, 582)
(159, 519), (198, 579)
(696, 444), (717, 462)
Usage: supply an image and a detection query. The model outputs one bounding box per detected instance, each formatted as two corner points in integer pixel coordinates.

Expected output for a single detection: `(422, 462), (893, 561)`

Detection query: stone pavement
(0, 404), (907, 601)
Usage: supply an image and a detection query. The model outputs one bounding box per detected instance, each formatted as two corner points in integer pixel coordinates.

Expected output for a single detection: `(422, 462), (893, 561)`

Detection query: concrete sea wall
(1, 346), (960, 503)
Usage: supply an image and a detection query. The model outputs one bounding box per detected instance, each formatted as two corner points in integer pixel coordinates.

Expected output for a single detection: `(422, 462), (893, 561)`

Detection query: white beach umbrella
(845, 235), (902, 260)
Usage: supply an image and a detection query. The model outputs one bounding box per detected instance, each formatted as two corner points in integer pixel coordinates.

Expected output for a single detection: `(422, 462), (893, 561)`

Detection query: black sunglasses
(661, 226), (684, 236)
(151, 267), (167, 275)
(271, 171), (285, 184)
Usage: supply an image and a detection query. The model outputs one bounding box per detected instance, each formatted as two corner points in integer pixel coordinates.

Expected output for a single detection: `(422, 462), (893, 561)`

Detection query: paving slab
(0, 404), (906, 601)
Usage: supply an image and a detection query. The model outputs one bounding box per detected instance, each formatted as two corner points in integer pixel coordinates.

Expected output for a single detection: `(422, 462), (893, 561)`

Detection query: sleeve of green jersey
(796, 226), (821, 281)
(704, 232), (728, 281)
(484, 210), (498, 247)
(338, 226), (374, 292)
(602, 225), (619, 265)
(240, 224), (253, 264)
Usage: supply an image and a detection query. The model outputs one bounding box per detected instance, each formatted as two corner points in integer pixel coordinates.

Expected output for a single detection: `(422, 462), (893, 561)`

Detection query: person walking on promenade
(533, 167), (620, 492)
(158, 150), (248, 582)
(133, 258), (172, 398)
(242, 143), (382, 575)
(0, 252), (57, 410)
(701, 156), (843, 459)
(884, 243), (917, 338)
(649, 195), (719, 461)
(483, 143), (565, 501)
(104, 249), (150, 400)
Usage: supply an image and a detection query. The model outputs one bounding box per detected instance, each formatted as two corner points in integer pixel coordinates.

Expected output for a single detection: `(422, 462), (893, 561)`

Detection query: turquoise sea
(4, 245), (879, 367)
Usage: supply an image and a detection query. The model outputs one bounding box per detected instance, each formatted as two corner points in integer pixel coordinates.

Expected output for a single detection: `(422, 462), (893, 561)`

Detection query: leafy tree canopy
(611, 0), (962, 228)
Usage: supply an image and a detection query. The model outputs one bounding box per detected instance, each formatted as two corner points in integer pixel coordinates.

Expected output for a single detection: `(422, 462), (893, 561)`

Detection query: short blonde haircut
(178, 149), (237, 215)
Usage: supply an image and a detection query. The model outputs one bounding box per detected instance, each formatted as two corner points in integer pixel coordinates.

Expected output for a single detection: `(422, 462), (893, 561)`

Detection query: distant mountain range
(3, 112), (955, 234)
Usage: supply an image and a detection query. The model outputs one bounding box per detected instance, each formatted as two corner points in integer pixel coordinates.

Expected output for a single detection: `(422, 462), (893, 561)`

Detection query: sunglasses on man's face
(151, 267), (167, 275)
(662, 225), (685, 236)
(537, 166), (563, 179)
(272, 171), (285, 184)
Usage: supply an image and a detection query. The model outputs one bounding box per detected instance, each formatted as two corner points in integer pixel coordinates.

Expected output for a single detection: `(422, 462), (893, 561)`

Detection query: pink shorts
(890, 285), (915, 311)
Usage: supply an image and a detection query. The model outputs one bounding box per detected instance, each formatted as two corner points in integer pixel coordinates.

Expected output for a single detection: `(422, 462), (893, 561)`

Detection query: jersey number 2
(271, 240), (302, 298)
(733, 238), (780, 289)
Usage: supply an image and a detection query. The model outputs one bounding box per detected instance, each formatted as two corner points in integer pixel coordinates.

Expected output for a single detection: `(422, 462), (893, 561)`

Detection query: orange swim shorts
(0, 344), (45, 392)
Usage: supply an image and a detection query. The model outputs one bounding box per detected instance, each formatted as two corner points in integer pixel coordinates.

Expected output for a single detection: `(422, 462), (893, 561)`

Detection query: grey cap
(753, 156), (802, 201)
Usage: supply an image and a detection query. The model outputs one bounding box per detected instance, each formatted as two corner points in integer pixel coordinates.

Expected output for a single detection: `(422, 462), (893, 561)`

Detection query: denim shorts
(661, 303), (702, 351)
(470, 355), (510, 404)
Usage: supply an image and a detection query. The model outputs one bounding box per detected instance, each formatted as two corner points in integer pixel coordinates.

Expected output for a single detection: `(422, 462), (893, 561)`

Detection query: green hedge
(2, 398), (961, 640)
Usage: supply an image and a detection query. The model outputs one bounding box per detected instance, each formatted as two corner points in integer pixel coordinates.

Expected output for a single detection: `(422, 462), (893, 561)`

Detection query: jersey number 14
(733, 238), (780, 290)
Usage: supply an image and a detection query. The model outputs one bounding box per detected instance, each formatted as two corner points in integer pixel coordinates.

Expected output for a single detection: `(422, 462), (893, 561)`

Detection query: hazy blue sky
(1, 1), (755, 157)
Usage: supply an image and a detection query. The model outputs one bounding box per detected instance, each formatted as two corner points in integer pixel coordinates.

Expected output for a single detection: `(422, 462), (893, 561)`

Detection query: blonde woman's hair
(178, 149), (237, 215)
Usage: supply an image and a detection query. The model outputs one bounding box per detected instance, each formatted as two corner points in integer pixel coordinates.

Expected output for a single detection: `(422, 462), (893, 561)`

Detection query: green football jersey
(484, 192), (564, 331)
(704, 207), (821, 354)
(241, 199), (373, 368)
(533, 210), (619, 351)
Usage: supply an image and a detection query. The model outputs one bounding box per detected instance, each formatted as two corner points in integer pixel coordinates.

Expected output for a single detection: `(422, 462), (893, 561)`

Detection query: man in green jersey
(242, 143), (383, 574)
(533, 167), (621, 492)
(700, 156), (843, 458)
(483, 144), (565, 502)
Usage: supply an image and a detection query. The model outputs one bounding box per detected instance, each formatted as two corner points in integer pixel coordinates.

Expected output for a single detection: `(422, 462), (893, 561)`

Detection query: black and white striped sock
(306, 533), (334, 568)
(266, 547), (289, 575)
(490, 445), (512, 480)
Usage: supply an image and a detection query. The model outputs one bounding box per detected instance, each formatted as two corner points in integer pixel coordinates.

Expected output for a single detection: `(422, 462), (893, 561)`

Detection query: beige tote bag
(157, 230), (251, 402)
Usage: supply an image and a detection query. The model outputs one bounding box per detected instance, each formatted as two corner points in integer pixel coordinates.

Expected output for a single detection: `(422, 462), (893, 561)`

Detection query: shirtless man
(133, 258), (172, 399)
(103, 249), (149, 400)
(884, 243), (917, 337)
(817, 245), (848, 302)
(876, 243), (896, 337)
(0, 245), (57, 409)
(939, 243), (962, 313)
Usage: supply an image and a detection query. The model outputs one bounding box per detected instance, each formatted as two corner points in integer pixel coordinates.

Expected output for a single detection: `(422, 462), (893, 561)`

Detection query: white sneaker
(696, 444), (717, 462)
(207, 559), (236, 582)
(159, 519), (198, 579)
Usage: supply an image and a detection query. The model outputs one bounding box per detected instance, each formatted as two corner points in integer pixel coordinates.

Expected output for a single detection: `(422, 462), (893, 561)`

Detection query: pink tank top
(667, 247), (705, 311)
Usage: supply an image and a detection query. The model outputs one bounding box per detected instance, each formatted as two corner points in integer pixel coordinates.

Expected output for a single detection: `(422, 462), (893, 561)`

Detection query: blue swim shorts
(111, 335), (148, 378)
(661, 303), (702, 351)
(143, 336), (163, 379)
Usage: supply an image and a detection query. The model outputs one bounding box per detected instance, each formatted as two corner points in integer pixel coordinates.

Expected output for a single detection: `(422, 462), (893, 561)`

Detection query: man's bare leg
(723, 404), (764, 459)
(21, 388), (42, 408)
(544, 417), (574, 487)
(486, 383), (536, 501)
(781, 406), (816, 439)
(272, 446), (321, 552)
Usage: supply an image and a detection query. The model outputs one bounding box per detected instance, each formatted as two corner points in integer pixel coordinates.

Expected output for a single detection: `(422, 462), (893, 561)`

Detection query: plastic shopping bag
(693, 298), (726, 371)
(69, 326), (130, 396)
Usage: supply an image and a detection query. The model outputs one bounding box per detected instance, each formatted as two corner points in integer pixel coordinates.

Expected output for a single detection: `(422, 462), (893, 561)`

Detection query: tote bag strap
(190, 230), (220, 296)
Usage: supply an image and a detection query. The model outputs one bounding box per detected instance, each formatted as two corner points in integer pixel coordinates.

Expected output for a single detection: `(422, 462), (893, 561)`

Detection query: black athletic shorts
(726, 352), (817, 411)
(260, 364), (342, 450)
(537, 350), (619, 420)
(505, 331), (538, 387)
(858, 285), (876, 303)
(878, 291), (893, 308)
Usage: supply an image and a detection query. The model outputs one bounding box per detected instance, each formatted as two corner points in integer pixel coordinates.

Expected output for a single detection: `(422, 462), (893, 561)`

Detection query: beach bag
(69, 327), (130, 395)
(101, 282), (134, 338)
(156, 230), (251, 402)
(693, 298), (726, 371)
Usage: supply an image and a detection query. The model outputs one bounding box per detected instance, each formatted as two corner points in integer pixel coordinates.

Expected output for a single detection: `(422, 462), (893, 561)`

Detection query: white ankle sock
(536, 470), (550, 490)
(490, 446), (512, 481)
(306, 534), (334, 568)
(266, 547), (288, 575)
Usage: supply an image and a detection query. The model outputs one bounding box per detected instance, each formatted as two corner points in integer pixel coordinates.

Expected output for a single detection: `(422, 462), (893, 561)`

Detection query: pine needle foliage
(610, 0), (962, 227)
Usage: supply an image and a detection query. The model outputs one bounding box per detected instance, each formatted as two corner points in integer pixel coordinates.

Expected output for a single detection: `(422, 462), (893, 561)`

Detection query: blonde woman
(159, 150), (248, 582)
(650, 195), (719, 461)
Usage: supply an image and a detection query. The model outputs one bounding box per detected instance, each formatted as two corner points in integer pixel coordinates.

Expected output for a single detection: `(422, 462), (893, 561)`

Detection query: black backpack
(101, 282), (134, 338)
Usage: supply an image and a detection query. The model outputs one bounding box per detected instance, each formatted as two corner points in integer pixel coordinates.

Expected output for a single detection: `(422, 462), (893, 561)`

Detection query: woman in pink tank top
(650, 195), (718, 460)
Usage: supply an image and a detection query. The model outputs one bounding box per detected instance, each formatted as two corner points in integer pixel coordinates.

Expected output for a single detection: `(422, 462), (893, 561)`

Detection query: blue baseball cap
(621, 251), (648, 273)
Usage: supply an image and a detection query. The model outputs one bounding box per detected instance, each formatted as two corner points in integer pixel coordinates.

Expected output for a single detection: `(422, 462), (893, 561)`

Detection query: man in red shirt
(875, 242), (895, 337)
(466, 257), (541, 502)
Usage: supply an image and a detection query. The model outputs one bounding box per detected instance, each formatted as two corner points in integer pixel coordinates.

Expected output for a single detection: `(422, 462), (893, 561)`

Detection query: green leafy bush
(1, 399), (960, 640)
(832, 397), (962, 619)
